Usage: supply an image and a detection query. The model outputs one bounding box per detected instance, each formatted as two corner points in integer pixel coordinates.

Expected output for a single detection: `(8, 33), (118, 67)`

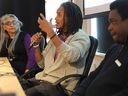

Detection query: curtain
(0, 0), (45, 36)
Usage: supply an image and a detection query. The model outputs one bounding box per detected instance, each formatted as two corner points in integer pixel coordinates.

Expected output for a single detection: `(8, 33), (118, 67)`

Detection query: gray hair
(0, 14), (23, 56)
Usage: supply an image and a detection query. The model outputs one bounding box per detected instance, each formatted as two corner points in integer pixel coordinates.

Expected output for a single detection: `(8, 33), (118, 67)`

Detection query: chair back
(75, 35), (98, 86)
(83, 36), (98, 77)
(53, 36), (98, 96)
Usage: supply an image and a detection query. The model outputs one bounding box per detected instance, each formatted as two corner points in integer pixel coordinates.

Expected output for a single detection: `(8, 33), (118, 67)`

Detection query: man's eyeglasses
(2, 20), (18, 26)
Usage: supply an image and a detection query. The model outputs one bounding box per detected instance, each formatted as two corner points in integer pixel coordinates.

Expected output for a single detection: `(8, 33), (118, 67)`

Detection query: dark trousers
(21, 78), (66, 96)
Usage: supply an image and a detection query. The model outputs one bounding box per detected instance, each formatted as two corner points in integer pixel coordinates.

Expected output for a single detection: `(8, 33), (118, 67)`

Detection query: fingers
(38, 13), (45, 30)
(40, 13), (45, 20)
(38, 17), (42, 25)
(31, 33), (42, 43)
(37, 13), (53, 34)
(38, 13), (45, 23)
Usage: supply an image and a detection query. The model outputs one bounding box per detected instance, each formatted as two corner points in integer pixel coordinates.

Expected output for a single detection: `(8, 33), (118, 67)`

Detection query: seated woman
(0, 14), (36, 76)
(24, 2), (91, 96)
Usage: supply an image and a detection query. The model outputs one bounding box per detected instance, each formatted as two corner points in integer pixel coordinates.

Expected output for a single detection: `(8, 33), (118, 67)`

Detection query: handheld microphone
(29, 41), (35, 49)
(29, 32), (42, 49)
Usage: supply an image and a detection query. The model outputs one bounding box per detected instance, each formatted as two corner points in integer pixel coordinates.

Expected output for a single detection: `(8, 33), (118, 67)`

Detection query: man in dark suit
(72, 0), (128, 96)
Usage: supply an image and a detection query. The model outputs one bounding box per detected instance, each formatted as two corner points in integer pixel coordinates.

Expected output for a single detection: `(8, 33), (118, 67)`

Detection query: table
(0, 57), (26, 96)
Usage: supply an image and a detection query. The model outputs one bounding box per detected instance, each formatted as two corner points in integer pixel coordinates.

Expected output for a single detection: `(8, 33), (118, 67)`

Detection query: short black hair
(60, 2), (83, 35)
(110, 0), (128, 20)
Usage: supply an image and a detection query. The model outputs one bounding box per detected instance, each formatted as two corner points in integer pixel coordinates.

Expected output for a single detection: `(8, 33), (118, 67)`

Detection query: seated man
(72, 0), (128, 96)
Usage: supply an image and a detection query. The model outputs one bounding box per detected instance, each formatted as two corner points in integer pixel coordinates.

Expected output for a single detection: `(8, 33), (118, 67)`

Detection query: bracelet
(33, 44), (39, 48)
(50, 33), (56, 39)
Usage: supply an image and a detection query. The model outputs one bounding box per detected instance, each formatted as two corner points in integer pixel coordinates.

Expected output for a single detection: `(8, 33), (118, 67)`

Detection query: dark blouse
(0, 32), (36, 75)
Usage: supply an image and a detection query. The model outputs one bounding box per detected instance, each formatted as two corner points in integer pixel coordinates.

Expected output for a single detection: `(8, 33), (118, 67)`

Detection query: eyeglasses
(2, 20), (18, 26)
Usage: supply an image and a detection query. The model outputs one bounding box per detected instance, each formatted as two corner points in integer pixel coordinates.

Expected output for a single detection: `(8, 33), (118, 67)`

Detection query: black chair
(53, 36), (98, 96)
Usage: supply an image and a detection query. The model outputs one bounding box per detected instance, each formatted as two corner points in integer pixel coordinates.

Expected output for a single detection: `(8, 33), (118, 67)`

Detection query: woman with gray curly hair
(0, 14), (36, 75)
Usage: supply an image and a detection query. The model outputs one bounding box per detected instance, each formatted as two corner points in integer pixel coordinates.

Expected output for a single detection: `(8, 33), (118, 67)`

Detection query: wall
(73, 0), (103, 71)
(89, 53), (104, 73)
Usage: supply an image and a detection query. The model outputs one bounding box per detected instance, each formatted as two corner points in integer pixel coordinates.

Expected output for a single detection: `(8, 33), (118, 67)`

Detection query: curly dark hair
(58, 2), (83, 36)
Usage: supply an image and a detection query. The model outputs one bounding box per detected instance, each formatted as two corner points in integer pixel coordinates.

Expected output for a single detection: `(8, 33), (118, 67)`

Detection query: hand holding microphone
(29, 32), (42, 49)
